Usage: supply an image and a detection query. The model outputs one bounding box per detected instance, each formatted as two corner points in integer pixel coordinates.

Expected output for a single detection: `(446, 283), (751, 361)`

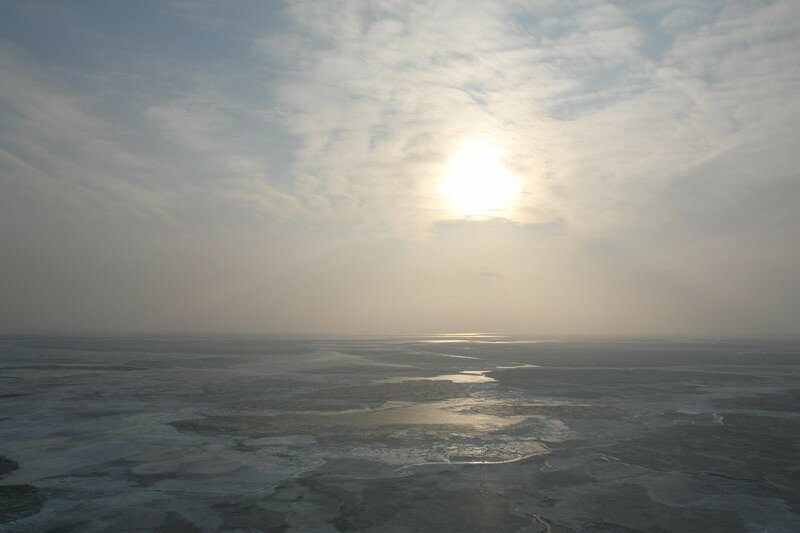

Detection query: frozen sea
(1, 335), (799, 531)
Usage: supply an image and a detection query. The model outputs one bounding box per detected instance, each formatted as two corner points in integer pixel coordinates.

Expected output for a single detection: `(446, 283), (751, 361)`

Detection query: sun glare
(440, 140), (520, 218)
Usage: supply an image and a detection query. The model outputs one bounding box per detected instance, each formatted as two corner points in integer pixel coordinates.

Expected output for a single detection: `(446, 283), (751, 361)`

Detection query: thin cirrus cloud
(0, 0), (799, 336)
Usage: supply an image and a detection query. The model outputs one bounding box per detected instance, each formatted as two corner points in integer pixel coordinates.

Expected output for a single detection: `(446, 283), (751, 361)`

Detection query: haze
(1, 1), (799, 338)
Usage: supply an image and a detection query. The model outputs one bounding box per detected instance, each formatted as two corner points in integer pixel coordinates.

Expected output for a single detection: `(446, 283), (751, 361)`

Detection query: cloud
(1, 1), (799, 336)
(0, 45), (175, 226)
(4, 0), (798, 242)
(247, 0), (799, 242)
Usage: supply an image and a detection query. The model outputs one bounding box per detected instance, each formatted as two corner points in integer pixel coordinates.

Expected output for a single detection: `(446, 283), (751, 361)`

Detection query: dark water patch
(0, 456), (19, 479)
(171, 416), (268, 437)
(308, 458), (399, 478)
(213, 500), (287, 532)
(582, 521), (641, 532)
(489, 366), (772, 387)
(486, 366), (774, 401)
(535, 470), (597, 489)
(300, 365), (387, 375)
(271, 468), (530, 532)
(431, 340), (800, 368)
(261, 457), (749, 532)
(714, 388), (800, 412)
(306, 380), (475, 406)
(46, 522), (94, 532)
(0, 484), (46, 524)
(76, 410), (138, 419)
(576, 482), (744, 532)
(0, 364), (145, 372)
(459, 403), (625, 420)
(605, 414), (800, 512)
(156, 511), (203, 532)
(3, 336), (311, 357)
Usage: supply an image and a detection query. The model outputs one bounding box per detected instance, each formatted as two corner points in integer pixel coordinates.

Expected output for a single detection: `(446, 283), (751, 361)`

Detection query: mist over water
(1, 335), (798, 531)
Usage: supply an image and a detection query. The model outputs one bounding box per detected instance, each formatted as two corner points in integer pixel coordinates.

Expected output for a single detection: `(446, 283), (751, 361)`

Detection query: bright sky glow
(440, 141), (520, 218)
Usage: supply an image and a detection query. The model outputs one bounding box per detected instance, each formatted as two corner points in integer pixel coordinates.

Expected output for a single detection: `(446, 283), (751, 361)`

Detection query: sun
(439, 140), (520, 218)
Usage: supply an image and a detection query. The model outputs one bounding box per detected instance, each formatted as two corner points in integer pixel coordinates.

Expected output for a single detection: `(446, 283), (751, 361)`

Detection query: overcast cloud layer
(1, 1), (799, 337)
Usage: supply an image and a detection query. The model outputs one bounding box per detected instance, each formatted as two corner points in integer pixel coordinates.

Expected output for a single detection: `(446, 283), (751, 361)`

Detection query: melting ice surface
(379, 370), (497, 383)
(1, 334), (800, 531)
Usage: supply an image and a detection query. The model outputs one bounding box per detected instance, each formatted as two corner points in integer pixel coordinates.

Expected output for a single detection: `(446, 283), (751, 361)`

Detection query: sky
(1, 0), (799, 338)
